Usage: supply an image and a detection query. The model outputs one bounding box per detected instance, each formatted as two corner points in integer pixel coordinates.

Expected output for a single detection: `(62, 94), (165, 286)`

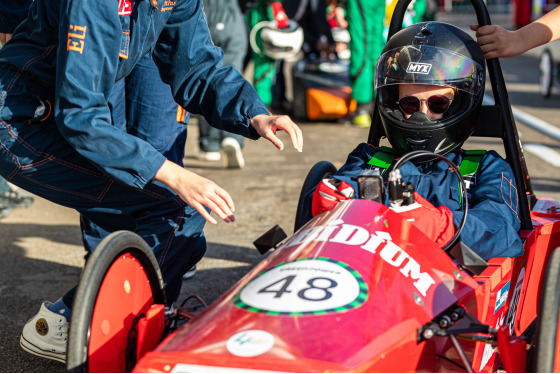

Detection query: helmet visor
(375, 45), (484, 95)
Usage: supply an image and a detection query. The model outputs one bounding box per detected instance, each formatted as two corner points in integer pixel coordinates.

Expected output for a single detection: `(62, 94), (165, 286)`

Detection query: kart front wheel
(532, 246), (560, 372)
(67, 231), (166, 373)
(539, 49), (554, 98)
(294, 161), (337, 232)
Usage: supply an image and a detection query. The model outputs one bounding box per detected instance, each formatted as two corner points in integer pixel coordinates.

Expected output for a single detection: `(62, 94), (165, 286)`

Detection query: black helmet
(375, 22), (485, 161)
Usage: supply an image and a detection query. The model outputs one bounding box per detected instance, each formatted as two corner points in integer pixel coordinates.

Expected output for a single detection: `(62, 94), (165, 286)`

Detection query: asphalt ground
(1, 13), (560, 372)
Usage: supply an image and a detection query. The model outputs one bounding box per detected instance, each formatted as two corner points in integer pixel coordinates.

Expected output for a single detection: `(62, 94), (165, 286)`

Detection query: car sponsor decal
(505, 265), (526, 332)
(494, 280), (510, 314)
(226, 330), (275, 357)
(479, 311), (505, 370)
(233, 257), (367, 316)
(284, 218), (435, 296)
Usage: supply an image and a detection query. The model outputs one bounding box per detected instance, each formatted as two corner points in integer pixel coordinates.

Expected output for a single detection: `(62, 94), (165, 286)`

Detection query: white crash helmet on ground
(250, 19), (304, 61)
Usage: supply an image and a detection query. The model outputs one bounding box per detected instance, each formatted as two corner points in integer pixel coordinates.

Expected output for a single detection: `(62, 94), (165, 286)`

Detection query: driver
(310, 21), (523, 260)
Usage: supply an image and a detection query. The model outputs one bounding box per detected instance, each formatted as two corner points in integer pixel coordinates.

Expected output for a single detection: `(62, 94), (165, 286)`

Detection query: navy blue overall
(0, 0), (269, 304)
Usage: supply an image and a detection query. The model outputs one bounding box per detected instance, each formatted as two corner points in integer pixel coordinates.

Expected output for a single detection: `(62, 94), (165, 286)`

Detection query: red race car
(64, 0), (560, 372)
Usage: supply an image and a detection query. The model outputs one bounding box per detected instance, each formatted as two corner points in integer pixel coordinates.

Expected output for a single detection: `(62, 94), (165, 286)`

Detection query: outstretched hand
(250, 114), (303, 152)
(470, 25), (525, 59)
(155, 160), (235, 224)
(154, 114), (302, 224)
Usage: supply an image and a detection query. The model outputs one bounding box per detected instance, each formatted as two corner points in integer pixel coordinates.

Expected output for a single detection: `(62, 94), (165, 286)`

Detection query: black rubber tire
(66, 231), (165, 373)
(532, 246), (560, 373)
(539, 49), (554, 99)
(293, 161), (337, 232)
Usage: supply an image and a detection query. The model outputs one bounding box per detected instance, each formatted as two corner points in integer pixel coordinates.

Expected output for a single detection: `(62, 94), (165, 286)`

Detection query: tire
(532, 246), (560, 372)
(539, 49), (554, 98)
(66, 231), (165, 373)
(294, 161), (337, 232)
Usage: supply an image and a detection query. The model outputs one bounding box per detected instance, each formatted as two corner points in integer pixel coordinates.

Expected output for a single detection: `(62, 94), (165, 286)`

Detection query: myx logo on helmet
(406, 62), (432, 74)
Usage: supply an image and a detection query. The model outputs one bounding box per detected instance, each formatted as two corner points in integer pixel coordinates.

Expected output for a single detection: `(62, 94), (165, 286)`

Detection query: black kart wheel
(67, 231), (165, 373)
(294, 161), (337, 232)
(539, 49), (554, 98)
(532, 246), (560, 372)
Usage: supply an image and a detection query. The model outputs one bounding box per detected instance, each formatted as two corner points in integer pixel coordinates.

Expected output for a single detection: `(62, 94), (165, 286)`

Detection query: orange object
(306, 86), (357, 121)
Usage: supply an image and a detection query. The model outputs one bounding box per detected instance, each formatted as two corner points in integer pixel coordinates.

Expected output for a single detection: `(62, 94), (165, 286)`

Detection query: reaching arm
(471, 6), (560, 59)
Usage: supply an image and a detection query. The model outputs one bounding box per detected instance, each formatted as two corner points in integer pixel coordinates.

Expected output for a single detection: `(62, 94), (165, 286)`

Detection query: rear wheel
(67, 231), (165, 373)
(532, 246), (560, 372)
(294, 161), (337, 232)
(539, 49), (554, 98)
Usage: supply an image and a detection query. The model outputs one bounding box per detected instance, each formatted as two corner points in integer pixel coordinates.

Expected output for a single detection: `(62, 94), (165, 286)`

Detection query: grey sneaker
(221, 137), (245, 169)
(20, 302), (68, 363)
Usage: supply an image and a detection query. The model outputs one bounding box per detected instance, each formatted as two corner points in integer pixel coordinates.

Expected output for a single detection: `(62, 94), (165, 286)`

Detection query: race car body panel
(134, 199), (482, 372)
(133, 198), (560, 373)
(511, 200), (560, 335)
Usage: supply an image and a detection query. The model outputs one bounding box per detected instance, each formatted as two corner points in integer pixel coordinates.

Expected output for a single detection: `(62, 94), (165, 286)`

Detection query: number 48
(257, 275), (338, 301)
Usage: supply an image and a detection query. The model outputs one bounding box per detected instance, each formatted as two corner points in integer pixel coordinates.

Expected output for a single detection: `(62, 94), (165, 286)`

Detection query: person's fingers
(214, 185), (235, 213)
(277, 119), (303, 152)
(474, 24), (496, 37)
(251, 114), (303, 151)
(263, 129), (284, 150)
(191, 201), (218, 224)
(290, 123), (303, 152)
(191, 182), (235, 223)
(479, 43), (497, 54)
(470, 25), (479, 32)
(204, 197), (235, 223)
(206, 186), (235, 219)
(483, 50), (501, 60)
(476, 33), (500, 48)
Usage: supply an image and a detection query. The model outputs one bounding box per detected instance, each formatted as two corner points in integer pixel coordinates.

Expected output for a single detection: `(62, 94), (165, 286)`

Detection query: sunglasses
(397, 95), (453, 115)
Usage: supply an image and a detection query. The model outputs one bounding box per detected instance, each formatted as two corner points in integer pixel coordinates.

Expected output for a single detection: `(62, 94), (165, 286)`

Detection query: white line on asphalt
(482, 95), (560, 167)
(483, 96), (560, 142)
(511, 107), (560, 142)
(523, 143), (560, 167)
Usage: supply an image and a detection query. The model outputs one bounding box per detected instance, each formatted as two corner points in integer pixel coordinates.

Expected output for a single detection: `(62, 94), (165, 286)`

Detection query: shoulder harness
(367, 147), (486, 195)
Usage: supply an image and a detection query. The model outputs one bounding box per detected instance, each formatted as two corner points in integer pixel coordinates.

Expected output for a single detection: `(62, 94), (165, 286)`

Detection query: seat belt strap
(459, 150), (486, 190)
(458, 150), (486, 207)
(367, 146), (397, 175)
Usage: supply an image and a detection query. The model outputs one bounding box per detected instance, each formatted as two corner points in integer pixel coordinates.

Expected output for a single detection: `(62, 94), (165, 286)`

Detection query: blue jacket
(0, 0), (268, 188)
(316, 143), (523, 260)
(0, 0), (32, 34)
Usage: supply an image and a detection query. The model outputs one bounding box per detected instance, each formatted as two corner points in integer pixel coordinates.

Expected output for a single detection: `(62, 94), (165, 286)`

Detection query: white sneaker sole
(221, 139), (245, 169)
(196, 151), (221, 162)
(20, 335), (66, 364)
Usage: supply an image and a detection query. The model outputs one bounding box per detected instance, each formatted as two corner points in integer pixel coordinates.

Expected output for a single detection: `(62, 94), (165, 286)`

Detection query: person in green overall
(247, 0), (287, 108)
(335, 0), (387, 128)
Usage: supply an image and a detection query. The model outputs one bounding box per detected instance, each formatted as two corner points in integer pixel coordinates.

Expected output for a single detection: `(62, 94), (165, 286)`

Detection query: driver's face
(398, 84), (455, 120)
